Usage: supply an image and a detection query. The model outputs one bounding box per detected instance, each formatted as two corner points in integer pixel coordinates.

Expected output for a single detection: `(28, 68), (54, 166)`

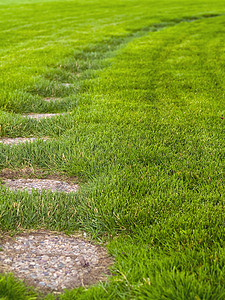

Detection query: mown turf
(0, 0), (225, 299)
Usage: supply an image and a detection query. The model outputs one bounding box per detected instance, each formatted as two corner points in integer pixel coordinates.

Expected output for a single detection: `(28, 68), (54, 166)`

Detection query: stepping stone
(0, 231), (113, 293)
(62, 83), (73, 87)
(2, 179), (79, 194)
(23, 113), (63, 120)
(43, 97), (61, 103)
(0, 137), (49, 145)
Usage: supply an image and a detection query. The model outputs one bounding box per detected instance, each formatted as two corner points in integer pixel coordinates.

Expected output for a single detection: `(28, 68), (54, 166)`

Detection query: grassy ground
(0, 0), (225, 299)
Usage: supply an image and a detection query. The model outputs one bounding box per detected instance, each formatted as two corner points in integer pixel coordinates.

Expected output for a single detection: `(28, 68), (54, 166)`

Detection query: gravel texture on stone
(0, 137), (49, 145)
(0, 232), (112, 293)
(23, 113), (63, 120)
(3, 179), (79, 194)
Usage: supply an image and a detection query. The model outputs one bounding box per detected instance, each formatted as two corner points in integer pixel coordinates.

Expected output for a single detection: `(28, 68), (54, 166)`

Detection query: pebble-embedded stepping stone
(23, 113), (64, 120)
(43, 97), (62, 103)
(0, 137), (49, 145)
(2, 179), (79, 194)
(62, 83), (73, 87)
(0, 231), (113, 293)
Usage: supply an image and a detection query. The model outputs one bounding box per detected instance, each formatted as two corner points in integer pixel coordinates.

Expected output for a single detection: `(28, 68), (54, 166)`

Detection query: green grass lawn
(0, 0), (225, 299)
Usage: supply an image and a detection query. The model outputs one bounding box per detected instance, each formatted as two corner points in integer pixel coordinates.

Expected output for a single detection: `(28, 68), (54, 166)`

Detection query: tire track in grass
(1, 11), (223, 196)
(1, 12), (223, 189)
(0, 12), (224, 296)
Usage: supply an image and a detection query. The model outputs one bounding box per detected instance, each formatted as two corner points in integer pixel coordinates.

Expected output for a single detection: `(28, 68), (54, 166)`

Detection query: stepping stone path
(0, 137), (49, 145)
(24, 113), (64, 120)
(0, 91), (113, 294)
(0, 231), (113, 293)
(3, 178), (79, 193)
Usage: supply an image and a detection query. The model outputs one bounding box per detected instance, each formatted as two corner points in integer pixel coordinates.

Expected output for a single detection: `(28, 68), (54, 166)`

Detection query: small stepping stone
(0, 137), (49, 145)
(0, 231), (113, 293)
(2, 179), (79, 194)
(23, 113), (63, 120)
(62, 83), (72, 87)
(43, 97), (61, 103)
